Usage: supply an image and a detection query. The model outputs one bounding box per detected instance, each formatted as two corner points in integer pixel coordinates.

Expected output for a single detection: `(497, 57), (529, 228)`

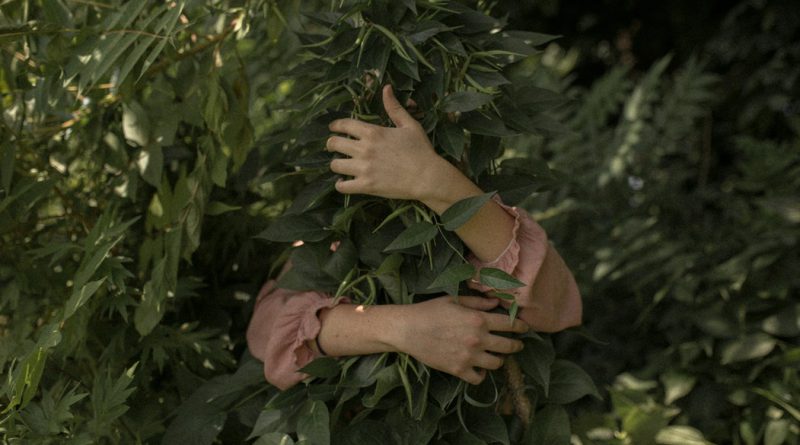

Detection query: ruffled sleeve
(246, 280), (348, 390)
(467, 197), (582, 332)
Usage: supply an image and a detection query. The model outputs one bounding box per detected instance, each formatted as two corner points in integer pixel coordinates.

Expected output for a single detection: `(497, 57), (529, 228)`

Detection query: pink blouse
(246, 200), (582, 390)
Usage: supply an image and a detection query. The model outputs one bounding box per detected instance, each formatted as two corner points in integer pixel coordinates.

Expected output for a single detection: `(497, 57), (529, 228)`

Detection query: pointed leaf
(478, 267), (525, 289)
(383, 221), (437, 251)
(297, 400), (330, 445)
(300, 357), (341, 379)
(441, 192), (494, 231)
(437, 122), (466, 159)
(427, 263), (475, 290)
(440, 91), (494, 112)
(256, 215), (329, 243)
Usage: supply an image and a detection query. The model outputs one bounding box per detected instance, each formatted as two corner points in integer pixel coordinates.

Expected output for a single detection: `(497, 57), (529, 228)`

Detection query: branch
(503, 356), (532, 429)
(144, 26), (234, 78)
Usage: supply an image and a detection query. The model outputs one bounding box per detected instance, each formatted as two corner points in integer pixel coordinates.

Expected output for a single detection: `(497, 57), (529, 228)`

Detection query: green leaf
(136, 145), (163, 188)
(470, 411), (509, 445)
(525, 404), (570, 445)
(257, 215), (329, 243)
(720, 333), (776, 365)
(761, 304), (800, 337)
(655, 426), (713, 445)
(505, 31), (560, 47)
(362, 365), (401, 408)
(440, 91), (494, 112)
(460, 112), (516, 137)
(437, 122), (466, 158)
(426, 263), (475, 290)
(517, 335), (555, 394)
(300, 357), (341, 379)
(122, 101), (150, 146)
(134, 257), (167, 336)
(383, 221), (437, 251)
(297, 400), (330, 445)
(63, 278), (106, 319)
(255, 433), (295, 445)
(323, 239), (357, 280)
(547, 359), (601, 404)
(441, 192), (494, 231)
(205, 201), (241, 216)
(765, 419), (790, 445)
(478, 267), (525, 289)
(660, 371), (697, 405)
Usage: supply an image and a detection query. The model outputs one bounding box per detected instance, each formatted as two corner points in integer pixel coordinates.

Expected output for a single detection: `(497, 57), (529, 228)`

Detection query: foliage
(2, 0), (798, 444)
(505, 2), (800, 443)
(0, 0), (294, 442)
(250, 1), (598, 444)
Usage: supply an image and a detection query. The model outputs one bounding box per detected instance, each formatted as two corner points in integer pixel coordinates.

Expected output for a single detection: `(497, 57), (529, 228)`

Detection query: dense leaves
(2, 0), (798, 444)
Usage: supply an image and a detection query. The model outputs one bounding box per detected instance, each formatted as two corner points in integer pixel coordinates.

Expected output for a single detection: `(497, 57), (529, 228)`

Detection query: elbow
(519, 277), (583, 333)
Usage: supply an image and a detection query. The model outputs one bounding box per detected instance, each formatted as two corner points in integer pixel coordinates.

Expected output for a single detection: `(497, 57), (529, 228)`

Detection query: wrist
(419, 158), (483, 215)
(377, 304), (411, 353)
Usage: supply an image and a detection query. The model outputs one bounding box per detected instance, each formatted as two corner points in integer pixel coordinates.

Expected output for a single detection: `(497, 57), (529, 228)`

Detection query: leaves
(383, 221), (438, 251)
(720, 333), (777, 365)
(526, 405), (570, 445)
(257, 215), (329, 243)
(297, 400), (330, 445)
(426, 263), (475, 290)
(547, 360), (601, 404)
(440, 91), (494, 112)
(441, 192), (495, 231)
(478, 267), (525, 289)
(300, 357), (342, 379)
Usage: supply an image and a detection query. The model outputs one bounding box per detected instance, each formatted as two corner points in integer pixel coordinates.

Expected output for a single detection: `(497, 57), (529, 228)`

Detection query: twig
(144, 26), (233, 78)
(503, 356), (532, 429)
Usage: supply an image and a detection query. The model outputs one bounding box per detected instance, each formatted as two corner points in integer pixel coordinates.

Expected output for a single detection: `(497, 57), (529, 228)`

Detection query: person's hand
(391, 296), (528, 385)
(327, 84), (449, 201)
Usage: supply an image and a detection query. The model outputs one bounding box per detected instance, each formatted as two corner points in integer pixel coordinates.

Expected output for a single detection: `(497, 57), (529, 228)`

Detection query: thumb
(383, 84), (415, 128)
(455, 296), (499, 311)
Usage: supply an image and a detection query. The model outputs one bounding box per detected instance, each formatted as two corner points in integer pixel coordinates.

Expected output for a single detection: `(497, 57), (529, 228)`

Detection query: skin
(315, 85), (527, 385)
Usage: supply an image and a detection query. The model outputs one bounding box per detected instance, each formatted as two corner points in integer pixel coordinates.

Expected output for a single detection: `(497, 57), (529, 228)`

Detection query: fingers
(326, 136), (361, 156)
(382, 84), (416, 128)
(455, 296), (499, 311)
(474, 352), (504, 371)
(334, 178), (366, 195)
(484, 313), (529, 334)
(329, 118), (376, 139)
(484, 335), (524, 355)
(330, 158), (361, 176)
(462, 368), (487, 386)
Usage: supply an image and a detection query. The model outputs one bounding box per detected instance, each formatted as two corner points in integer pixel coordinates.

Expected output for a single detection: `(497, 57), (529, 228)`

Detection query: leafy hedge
(1, 0), (798, 444)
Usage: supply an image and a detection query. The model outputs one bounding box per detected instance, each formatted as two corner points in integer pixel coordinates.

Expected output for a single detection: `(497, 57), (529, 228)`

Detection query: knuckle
(365, 126), (379, 138)
(467, 313), (485, 328)
(464, 335), (481, 348)
(490, 356), (505, 370)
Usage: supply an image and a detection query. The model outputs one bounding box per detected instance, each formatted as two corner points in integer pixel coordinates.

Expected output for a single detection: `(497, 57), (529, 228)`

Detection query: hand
(327, 84), (448, 201)
(391, 296), (528, 385)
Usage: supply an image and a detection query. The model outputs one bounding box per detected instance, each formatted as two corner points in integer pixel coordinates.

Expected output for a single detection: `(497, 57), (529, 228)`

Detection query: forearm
(420, 159), (515, 263)
(314, 303), (405, 356)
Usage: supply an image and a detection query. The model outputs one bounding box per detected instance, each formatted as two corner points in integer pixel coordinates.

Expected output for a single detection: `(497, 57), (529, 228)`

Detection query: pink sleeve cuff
(467, 196), (581, 332)
(246, 280), (348, 390)
(467, 196), (549, 302)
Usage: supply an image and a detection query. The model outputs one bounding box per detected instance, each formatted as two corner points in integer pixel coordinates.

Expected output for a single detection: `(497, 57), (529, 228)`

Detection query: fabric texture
(245, 280), (349, 390)
(466, 197), (582, 332)
(246, 198), (582, 389)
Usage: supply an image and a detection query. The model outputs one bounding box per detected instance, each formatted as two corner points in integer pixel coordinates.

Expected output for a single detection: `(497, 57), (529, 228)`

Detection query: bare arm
(315, 296), (527, 385)
(328, 84), (515, 263)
